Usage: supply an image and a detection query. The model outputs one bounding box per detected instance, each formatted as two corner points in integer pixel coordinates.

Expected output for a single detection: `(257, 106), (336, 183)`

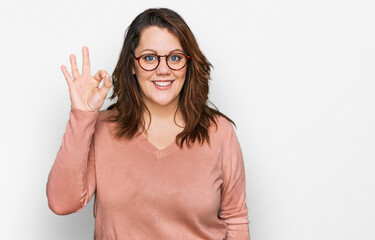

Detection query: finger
(99, 73), (112, 97)
(61, 65), (73, 84)
(82, 46), (91, 75)
(69, 54), (80, 79)
(93, 70), (108, 83)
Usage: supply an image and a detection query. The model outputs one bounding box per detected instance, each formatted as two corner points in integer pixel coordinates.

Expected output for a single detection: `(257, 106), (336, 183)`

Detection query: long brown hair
(106, 8), (234, 148)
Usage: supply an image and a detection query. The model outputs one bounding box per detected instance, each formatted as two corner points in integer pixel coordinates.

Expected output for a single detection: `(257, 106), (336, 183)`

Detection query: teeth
(154, 81), (172, 86)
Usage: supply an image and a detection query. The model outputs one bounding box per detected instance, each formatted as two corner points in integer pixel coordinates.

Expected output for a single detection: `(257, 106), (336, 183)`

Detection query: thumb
(99, 73), (112, 97)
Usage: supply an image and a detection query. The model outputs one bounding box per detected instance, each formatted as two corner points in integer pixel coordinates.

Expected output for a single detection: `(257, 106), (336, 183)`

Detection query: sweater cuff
(70, 106), (100, 118)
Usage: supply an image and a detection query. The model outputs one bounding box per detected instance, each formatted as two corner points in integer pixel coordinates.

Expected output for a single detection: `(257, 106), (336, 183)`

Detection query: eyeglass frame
(132, 52), (191, 71)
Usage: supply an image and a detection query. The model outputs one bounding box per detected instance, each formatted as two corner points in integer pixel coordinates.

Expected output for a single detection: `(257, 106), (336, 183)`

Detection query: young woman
(47, 8), (250, 239)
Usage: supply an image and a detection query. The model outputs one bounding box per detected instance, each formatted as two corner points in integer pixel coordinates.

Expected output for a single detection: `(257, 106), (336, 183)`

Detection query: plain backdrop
(0, 0), (374, 239)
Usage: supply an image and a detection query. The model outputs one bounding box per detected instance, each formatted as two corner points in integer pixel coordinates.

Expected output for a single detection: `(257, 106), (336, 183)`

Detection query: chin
(150, 95), (179, 107)
(153, 99), (176, 106)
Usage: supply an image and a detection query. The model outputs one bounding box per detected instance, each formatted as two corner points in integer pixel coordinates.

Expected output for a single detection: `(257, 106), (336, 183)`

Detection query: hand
(61, 46), (112, 112)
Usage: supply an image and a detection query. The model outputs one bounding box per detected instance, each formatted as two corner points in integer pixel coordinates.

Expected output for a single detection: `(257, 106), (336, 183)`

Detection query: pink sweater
(47, 107), (250, 239)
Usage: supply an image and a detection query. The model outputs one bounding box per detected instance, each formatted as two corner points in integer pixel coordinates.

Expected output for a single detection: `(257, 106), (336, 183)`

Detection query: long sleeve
(219, 124), (250, 240)
(46, 107), (98, 215)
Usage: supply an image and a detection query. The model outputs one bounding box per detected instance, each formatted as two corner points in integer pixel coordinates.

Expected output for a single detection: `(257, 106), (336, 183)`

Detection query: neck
(142, 96), (184, 129)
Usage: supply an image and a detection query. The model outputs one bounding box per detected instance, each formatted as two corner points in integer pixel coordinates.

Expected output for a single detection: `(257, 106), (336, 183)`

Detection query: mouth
(152, 80), (174, 87)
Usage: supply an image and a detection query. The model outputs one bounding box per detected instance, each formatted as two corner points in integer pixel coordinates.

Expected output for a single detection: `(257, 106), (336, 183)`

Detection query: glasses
(132, 52), (190, 71)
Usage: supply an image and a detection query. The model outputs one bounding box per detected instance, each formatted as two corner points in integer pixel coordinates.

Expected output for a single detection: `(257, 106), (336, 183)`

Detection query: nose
(156, 56), (171, 75)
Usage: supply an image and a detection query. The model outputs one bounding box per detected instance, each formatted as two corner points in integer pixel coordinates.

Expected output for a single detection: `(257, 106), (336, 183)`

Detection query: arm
(219, 124), (250, 239)
(46, 107), (98, 215)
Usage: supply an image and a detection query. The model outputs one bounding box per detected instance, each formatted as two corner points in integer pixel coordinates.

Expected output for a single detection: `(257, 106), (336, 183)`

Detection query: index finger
(82, 46), (91, 75)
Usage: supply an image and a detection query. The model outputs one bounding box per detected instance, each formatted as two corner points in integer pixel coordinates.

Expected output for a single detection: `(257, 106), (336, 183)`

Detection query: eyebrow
(139, 48), (184, 54)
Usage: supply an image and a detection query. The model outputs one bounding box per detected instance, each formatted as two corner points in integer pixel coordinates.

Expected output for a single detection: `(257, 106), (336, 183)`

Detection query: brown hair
(106, 8), (234, 148)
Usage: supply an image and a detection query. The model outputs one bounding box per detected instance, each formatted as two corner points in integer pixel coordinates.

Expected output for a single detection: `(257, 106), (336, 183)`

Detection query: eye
(169, 54), (182, 62)
(142, 54), (157, 62)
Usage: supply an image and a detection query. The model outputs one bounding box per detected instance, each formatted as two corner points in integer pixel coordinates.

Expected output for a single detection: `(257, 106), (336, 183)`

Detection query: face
(133, 26), (187, 109)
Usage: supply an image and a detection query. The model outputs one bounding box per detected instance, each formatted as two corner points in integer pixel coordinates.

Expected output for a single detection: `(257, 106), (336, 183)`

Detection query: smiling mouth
(152, 80), (174, 87)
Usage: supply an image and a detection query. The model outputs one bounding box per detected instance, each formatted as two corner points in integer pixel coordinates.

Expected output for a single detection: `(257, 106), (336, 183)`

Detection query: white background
(0, 0), (374, 239)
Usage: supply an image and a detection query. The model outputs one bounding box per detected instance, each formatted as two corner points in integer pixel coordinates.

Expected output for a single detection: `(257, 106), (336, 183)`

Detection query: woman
(47, 8), (250, 240)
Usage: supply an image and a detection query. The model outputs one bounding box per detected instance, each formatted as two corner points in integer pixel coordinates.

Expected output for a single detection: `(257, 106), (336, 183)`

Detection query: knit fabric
(47, 107), (250, 239)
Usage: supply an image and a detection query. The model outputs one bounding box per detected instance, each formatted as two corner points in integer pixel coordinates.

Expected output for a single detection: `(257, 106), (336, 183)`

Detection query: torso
(90, 109), (243, 239)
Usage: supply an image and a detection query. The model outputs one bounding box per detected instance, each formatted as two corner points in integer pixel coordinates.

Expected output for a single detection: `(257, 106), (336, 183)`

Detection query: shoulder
(210, 115), (236, 141)
(97, 108), (116, 120)
(94, 108), (118, 132)
(213, 116), (243, 161)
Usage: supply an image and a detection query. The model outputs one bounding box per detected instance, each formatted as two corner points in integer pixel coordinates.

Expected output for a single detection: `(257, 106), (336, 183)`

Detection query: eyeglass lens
(138, 53), (188, 70)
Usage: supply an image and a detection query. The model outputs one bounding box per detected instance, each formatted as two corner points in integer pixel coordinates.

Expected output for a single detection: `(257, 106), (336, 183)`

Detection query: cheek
(134, 65), (151, 81)
(176, 69), (187, 81)
(135, 73), (154, 94)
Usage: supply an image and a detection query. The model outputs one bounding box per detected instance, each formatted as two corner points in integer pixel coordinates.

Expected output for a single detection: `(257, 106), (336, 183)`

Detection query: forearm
(46, 107), (98, 215)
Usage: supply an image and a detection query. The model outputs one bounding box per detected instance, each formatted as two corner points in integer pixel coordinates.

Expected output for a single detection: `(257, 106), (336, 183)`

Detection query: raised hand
(61, 46), (112, 112)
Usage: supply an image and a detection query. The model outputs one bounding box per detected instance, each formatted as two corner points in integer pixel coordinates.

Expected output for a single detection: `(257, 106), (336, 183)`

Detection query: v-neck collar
(135, 132), (179, 159)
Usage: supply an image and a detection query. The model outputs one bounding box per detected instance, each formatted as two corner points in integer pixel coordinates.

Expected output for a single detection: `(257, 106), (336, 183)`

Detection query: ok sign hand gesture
(61, 46), (112, 112)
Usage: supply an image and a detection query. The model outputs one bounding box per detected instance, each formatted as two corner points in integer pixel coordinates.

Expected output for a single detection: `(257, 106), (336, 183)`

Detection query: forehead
(136, 26), (182, 54)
